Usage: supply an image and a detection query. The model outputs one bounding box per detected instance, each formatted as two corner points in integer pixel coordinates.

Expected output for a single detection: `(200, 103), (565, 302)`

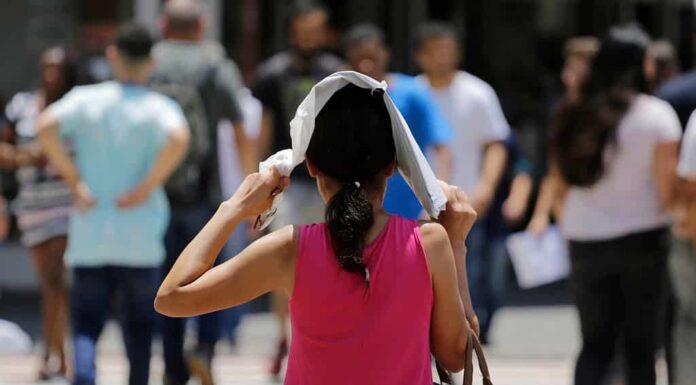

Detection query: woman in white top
(532, 25), (681, 385)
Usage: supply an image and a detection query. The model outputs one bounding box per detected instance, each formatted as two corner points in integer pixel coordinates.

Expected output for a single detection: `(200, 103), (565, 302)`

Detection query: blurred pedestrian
(670, 111), (696, 385)
(344, 23), (452, 219)
(658, 46), (696, 129)
(535, 25), (681, 385)
(155, 82), (477, 385)
(415, 21), (512, 342)
(0, 46), (76, 380)
(528, 37), (599, 234)
(151, 1), (251, 384)
(646, 40), (680, 95)
(216, 87), (263, 347)
(36, 24), (189, 385)
(644, 39), (681, 385)
(656, 38), (696, 385)
(250, 1), (342, 376)
(560, 37), (599, 104)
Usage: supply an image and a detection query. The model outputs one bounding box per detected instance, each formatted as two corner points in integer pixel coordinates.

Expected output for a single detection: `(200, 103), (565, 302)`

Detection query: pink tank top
(286, 215), (433, 385)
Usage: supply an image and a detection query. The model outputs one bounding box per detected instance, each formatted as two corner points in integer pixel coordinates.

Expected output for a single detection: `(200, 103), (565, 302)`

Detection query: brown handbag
(434, 328), (493, 385)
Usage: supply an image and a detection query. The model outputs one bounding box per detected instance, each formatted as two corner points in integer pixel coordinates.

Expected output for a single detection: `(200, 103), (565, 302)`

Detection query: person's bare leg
(29, 236), (68, 378)
(269, 290), (289, 377)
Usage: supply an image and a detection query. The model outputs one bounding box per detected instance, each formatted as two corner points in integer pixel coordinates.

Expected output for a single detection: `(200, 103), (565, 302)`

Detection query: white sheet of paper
(506, 227), (570, 289)
(255, 71), (447, 230)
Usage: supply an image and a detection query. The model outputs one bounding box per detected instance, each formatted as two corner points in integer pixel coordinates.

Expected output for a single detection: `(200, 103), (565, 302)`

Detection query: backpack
(149, 63), (217, 205)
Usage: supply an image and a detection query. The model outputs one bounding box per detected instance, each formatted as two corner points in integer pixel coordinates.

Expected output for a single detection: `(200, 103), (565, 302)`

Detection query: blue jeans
(161, 203), (222, 384)
(466, 221), (509, 341)
(71, 266), (158, 385)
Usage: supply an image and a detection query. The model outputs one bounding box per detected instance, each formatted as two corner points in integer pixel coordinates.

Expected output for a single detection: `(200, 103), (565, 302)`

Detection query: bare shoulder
(262, 224), (298, 259)
(418, 221), (454, 274)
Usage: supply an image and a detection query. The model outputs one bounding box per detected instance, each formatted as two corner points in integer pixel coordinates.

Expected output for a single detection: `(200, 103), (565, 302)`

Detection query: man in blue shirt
(343, 23), (452, 219)
(36, 24), (189, 385)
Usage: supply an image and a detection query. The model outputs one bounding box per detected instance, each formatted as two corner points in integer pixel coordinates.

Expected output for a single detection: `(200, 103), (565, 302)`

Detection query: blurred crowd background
(5, 0), (696, 297)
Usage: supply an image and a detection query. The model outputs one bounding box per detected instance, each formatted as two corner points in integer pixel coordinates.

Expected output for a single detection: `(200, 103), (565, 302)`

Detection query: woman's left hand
(228, 166), (289, 219)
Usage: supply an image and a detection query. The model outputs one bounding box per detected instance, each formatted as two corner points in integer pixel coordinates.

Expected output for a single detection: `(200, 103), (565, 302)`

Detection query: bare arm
(117, 125), (190, 208)
(440, 183), (479, 335)
(257, 110), (274, 161)
(451, 241), (478, 335)
(503, 172), (533, 224)
(527, 165), (564, 235)
(233, 121), (256, 175)
(36, 110), (97, 210)
(433, 144), (452, 181)
(156, 167), (290, 317)
(423, 222), (470, 372)
(426, 181), (479, 368)
(36, 111), (80, 188)
(0, 122), (17, 169)
(471, 141), (507, 216)
(654, 141), (680, 210)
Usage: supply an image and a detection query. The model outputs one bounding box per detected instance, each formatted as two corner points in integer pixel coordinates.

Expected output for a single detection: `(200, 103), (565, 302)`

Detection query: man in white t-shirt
(416, 21), (510, 343)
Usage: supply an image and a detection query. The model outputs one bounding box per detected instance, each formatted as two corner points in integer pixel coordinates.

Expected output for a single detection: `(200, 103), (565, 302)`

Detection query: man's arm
(433, 144), (452, 181)
(257, 110), (274, 161)
(117, 125), (190, 208)
(36, 111), (79, 188)
(503, 171), (533, 224)
(217, 61), (254, 175)
(471, 141), (507, 215)
(233, 121), (256, 175)
(36, 110), (95, 210)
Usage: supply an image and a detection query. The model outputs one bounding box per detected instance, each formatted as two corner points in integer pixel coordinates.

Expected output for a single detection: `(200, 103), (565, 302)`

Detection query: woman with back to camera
(155, 83), (478, 383)
(0, 47), (76, 380)
(530, 25), (681, 385)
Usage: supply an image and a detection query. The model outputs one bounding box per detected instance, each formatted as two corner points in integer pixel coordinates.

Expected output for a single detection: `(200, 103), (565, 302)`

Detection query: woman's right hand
(227, 166), (290, 219)
(437, 181), (477, 245)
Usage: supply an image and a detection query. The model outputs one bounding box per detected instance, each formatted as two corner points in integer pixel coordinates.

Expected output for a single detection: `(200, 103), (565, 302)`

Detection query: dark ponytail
(552, 24), (649, 187)
(305, 84), (395, 283)
(325, 182), (374, 278)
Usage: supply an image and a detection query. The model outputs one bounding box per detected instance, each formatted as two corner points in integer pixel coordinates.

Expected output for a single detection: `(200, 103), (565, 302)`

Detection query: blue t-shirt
(49, 82), (186, 267)
(382, 73), (452, 219)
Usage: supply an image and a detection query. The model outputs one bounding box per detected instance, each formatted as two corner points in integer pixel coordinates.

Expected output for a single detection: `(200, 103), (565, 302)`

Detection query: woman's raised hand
(227, 166), (290, 219)
(437, 181), (477, 245)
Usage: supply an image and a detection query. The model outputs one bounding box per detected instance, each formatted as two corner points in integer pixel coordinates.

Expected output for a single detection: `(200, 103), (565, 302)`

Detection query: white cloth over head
(256, 71), (447, 230)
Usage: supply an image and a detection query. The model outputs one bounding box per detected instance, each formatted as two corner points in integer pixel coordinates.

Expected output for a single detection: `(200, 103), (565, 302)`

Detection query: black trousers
(569, 227), (669, 385)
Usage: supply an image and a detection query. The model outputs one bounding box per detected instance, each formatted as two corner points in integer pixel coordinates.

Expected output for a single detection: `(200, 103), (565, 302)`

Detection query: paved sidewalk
(0, 305), (669, 385)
